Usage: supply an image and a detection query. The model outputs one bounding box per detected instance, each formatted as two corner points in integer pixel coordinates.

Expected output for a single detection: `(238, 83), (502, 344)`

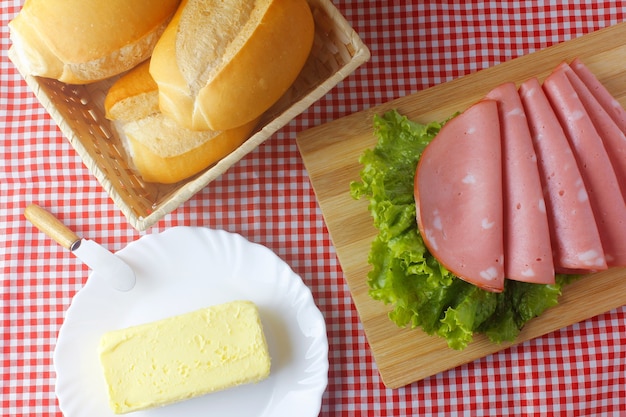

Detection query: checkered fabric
(2, 1), (626, 416)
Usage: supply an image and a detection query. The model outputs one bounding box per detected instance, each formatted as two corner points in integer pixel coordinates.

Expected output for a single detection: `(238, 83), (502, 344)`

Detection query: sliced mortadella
(519, 78), (607, 273)
(543, 66), (626, 266)
(485, 82), (555, 284)
(562, 62), (626, 202)
(415, 99), (505, 292)
(570, 58), (626, 134)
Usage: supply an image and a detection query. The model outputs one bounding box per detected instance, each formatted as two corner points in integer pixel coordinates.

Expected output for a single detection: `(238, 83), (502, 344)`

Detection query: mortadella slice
(570, 58), (626, 134)
(519, 78), (607, 273)
(543, 66), (626, 266)
(562, 62), (626, 202)
(415, 99), (505, 292)
(485, 82), (555, 284)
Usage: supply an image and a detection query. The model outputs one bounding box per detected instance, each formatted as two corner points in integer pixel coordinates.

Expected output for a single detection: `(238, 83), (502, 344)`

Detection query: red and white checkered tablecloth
(2, 1), (626, 416)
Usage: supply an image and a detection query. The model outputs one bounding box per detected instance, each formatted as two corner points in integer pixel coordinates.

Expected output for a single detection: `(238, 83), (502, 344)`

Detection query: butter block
(98, 300), (271, 414)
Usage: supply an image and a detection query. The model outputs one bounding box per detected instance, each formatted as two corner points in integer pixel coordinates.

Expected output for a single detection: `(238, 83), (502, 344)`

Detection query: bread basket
(9, 0), (370, 231)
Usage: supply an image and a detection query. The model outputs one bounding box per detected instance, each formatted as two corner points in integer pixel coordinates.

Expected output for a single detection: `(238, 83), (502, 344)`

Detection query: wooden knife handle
(24, 204), (81, 251)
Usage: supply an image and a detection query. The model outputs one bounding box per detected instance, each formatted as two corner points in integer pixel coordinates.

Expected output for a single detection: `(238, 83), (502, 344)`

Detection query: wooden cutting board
(296, 22), (626, 389)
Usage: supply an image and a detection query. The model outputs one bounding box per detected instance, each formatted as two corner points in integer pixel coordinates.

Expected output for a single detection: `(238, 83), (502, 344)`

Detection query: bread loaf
(105, 59), (258, 184)
(149, 0), (315, 131)
(8, 0), (181, 84)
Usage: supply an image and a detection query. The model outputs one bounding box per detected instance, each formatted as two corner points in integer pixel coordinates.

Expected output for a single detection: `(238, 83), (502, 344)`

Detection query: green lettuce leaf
(350, 109), (576, 350)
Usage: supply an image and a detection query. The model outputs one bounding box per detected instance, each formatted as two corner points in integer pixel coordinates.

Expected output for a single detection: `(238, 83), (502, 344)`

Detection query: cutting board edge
(298, 21), (626, 144)
(373, 267), (626, 389)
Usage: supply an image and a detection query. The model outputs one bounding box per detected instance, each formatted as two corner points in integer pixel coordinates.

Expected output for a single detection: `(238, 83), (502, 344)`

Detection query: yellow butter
(98, 300), (271, 414)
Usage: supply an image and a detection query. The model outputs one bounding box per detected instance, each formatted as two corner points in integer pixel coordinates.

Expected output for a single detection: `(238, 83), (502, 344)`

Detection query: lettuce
(350, 109), (576, 350)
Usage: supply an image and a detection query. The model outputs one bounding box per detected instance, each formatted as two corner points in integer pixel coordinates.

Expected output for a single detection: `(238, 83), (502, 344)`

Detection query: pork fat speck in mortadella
(415, 99), (505, 292)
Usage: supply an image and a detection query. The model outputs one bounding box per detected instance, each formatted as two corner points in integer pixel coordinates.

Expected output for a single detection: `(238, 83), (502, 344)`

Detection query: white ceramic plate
(53, 227), (328, 417)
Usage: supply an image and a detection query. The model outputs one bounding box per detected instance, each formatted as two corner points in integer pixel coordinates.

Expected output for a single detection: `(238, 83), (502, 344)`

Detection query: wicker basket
(9, 0), (370, 231)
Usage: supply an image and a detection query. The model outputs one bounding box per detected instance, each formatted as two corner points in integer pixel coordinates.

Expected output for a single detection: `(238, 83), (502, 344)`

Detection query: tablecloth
(2, 1), (626, 416)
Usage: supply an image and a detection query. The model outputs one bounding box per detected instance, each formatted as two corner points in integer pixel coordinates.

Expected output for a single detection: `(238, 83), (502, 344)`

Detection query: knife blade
(24, 204), (136, 291)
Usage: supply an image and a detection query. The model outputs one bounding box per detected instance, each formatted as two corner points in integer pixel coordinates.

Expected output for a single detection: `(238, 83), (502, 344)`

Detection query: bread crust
(104, 61), (160, 121)
(9, 0), (181, 84)
(104, 59), (259, 184)
(150, 0), (315, 131)
(123, 116), (258, 184)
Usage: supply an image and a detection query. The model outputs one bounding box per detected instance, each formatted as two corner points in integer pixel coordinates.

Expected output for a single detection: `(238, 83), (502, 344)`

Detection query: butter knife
(24, 204), (136, 292)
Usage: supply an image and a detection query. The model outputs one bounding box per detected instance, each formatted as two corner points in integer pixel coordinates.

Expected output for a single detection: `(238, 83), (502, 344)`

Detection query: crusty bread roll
(105, 59), (258, 184)
(8, 0), (181, 84)
(104, 61), (160, 122)
(149, 0), (315, 131)
(121, 115), (258, 184)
